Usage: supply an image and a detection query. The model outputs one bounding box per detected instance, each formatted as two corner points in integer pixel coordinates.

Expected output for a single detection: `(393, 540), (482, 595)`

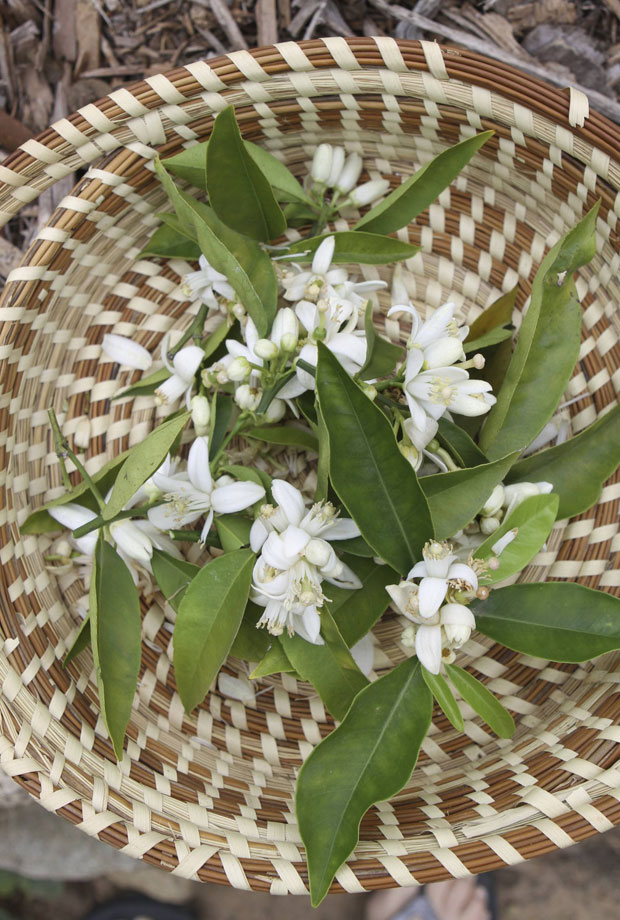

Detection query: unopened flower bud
(473, 353), (485, 369)
(362, 383), (377, 401)
(102, 333), (152, 371)
(305, 538), (332, 567)
(335, 152), (363, 193)
(216, 370), (229, 385)
(480, 516), (500, 535)
(191, 395), (211, 435)
(254, 338), (279, 361)
(349, 178), (390, 207)
(231, 303), (245, 320)
(401, 625), (416, 648)
(272, 307), (299, 352)
(73, 418), (91, 450)
(227, 356), (252, 381)
(311, 143), (333, 184)
(235, 384), (261, 411)
(481, 484), (505, 518)
(264, 398), (286, 423)
(423, 336), (464, 369)
(325, 145), (345, 188)
(443, 623), (472, 647)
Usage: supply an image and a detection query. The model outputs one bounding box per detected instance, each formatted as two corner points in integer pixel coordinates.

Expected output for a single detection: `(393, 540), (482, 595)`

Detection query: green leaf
(422, 668), (464, 731)
(473, 582), (620, 662)
(474, 493), (559, 583)
(245, 425), (318, 452)
(174, 549), (255, 712)
(480, 204), (600, 459)
(354, 132), (493, 234)
(209, 393), (233, 459)
(90, 537), (142, 759)
(151, 548), (199, 612)
(331, 535), (375, 557)
(63, 615), (91, 667)
(229, 602), (271, 660)
(296, 658), (432, 906)
(465, 286), (517, 341)
(220, 463), (272, 491)
(207, 106), (286, 242)
(154, 158), (277, 336)
(420, 452), (519, 540)
(162, 142), (208, 188)
(139, 222), (201, 260)
(203, 319), (234, 361)
(329, 554), (396, 647)
(285, 231), (419, 265)
(112, 367), (170, 401)
(281, 608), (369, 720)
(163, 138), (311, 205)
(21, 449), (131, 534)
(296, 391), (318, 428)
(244, 141), (312, 204)
(445, 663), (515, 739)
(316, 343), (434, 574)
(215, 513), (252, 552)
(103, 412), (189, 520)
(249, 640), (295, 677)
(359, 306), (403, 380)
(436, 417), (487, 468)
(506, 403), (620, 519)
(463, 325), (513, 354)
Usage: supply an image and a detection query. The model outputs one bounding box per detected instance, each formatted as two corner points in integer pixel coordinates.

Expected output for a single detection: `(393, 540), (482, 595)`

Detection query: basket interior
(0, 39), (619, 893)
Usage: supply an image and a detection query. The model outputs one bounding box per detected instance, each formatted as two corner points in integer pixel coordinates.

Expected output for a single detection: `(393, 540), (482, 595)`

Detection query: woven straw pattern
(0, 38), (619, 895)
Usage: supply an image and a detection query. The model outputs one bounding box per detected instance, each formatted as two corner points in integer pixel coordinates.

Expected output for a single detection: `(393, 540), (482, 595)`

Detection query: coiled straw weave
(0, 38), (619, 895)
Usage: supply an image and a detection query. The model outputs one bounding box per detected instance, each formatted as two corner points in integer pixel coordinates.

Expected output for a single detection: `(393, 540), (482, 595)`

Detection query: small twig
(257, 0), (278, 45)
(168, 302), (209, 359)
(194, 0), (248, 50)
(48, 409), (105, 510)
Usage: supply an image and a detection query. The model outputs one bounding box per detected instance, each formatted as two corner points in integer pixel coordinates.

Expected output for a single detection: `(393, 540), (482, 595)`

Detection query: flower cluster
(387, 541), (480, 674)
(250, 481), (361, 643)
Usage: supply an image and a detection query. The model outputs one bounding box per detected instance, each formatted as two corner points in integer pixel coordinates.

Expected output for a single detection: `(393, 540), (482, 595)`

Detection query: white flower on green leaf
(155, 334), (204, 409)
(387, 540), (478, 674)
(181, 254), (235, 308)
(250, 480), (361, 643)
(147, 436), (265, 543)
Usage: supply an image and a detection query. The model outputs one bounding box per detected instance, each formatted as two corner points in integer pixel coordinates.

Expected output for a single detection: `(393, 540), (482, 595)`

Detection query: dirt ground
(2, 1), (620, 918)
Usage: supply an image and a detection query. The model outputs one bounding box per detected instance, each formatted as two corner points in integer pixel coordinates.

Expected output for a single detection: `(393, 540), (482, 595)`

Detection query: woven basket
(0, 38), (619, 896)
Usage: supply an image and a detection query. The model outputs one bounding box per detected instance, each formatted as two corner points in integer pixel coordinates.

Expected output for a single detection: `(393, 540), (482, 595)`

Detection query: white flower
(282, 237), (349, 303)
(387, 541), (478, 673)
(326, 145), (345, 187)
(155, 334), (204, 409)
(147, 436), (265, 543)
(73, 418), (92, 450)
(503, 481), (553, 518)
(234, 384), (262, 411)
(414, 603), (476, 674)
(481, 484), (505, 518)
(48, 503), (100, 557)
(181, 254), (235, 308)
(250, 480), (361, 642)
(102, 334), (152, 371)
(406, 366), (496, 432)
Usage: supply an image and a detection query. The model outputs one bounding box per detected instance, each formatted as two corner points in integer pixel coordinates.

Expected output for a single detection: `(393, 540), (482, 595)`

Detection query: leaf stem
(48, 409), (105, 511)
(72, 501), (163, 539)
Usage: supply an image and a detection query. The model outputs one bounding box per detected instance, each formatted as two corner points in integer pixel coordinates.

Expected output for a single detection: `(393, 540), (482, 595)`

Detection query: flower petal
(324, 517), (361, 540)
(440, 603), (475, 629)
(415, 624), (442, 674)
(173, 345), (204, 382)
(48, 502), (97, 532)
(312, 236), (335, 276)
(324, 560), (362, 590)
(187, 436), (212, 495)
(102, 334), (152, 370)
(211, 481), (265, 514)
(418, 576), (448, 618)
(250, 518), (269, 553)
(447, 562), (478, 590)
(272, 479), (306, 525)
(350, 632), (374, 676)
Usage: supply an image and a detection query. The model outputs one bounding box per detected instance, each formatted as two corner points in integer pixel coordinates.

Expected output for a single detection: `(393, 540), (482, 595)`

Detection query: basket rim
(0, 36), (619, 895)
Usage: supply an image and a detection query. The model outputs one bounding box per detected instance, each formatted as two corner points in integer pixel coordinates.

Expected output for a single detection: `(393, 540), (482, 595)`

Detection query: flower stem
(210, 415), (249, 468)
(168, 302), (209, 359)
(48, 409), (105, 511)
